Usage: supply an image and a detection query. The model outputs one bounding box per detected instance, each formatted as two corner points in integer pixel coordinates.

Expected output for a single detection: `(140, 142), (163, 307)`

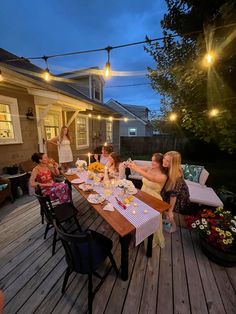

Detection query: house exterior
(0, 48), (121, 171)
(106, 99), (153, 137)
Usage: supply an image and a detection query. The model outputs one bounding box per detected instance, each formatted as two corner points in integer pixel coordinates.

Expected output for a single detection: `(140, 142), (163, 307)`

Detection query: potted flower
(186, 207), (236, 267)
(75, 159), (87, 172)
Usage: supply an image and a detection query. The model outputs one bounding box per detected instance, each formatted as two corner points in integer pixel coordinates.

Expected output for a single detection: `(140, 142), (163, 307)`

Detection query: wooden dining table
(64, 173), (171, 281)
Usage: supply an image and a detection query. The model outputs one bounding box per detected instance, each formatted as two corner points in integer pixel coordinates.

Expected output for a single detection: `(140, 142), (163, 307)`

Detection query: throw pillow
(0, 183), (8, 191)
(184, 164), (204, 183)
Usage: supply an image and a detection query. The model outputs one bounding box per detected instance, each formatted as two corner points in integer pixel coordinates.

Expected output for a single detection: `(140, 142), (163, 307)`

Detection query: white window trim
(128, 127), (137, 137)
(76, 114), (89, 149)
(0, 95), (23, 145)
(106, 121), (113, 142)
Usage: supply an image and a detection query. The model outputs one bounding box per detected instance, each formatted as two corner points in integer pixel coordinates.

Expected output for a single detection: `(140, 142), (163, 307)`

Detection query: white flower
(196, 220), (200, 225)
(230, 220), (236, 226)
(201, 218), (207, 225)
(76, 159), (87, 169)
(191, 223), (196, 229)
(230, 227), (236, 233)
(207, 231), (211, 235)
(116, 179), (134, 191)
(199, 225), (204, 230)
(234, 216), (236, 220)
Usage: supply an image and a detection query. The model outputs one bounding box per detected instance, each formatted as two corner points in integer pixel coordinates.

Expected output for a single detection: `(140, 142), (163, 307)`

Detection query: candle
(143, 209), (148, 214)
(132, 209), (136, 215)
(88, 152), (91, 165)
(104, 142), (107, 146)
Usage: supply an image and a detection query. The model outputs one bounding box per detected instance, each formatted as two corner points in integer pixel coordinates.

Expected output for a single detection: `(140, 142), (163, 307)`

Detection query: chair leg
(88, 273), (93, 314)
(44, 223), (50, 239)
(74, 216), (82, 232)
(52, 230), (57, 255)
(62, 267), (71, 293)
(109, 253), (119, 274)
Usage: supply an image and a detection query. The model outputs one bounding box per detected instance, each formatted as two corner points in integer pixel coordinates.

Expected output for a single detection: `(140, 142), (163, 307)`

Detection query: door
(37, 107), (62, 162)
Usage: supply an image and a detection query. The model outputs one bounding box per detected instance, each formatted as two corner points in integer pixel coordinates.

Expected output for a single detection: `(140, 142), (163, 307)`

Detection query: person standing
(48, 126), (73, 171)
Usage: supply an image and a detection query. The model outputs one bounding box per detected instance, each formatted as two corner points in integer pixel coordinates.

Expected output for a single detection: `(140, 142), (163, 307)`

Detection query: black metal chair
(35, 193), (81, 255)
(53, 221), (119, 314)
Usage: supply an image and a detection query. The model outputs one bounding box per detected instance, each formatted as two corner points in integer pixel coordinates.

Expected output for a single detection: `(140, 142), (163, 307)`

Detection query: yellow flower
(223, 239), (228, 244)
(215, 227), (220, 232)
(226, 231), (232, 237)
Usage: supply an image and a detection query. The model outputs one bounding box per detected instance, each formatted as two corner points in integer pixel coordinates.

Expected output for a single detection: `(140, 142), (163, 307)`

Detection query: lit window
(0, 95), (22, 144)
(128, 128), (137, 136)
(106, 121), (113, 142)
(76, 115), (89, 148)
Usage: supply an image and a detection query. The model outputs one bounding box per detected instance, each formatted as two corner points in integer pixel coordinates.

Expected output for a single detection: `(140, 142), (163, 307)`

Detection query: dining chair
(53, 221), (119, 314)
(35, 193), (82, 255)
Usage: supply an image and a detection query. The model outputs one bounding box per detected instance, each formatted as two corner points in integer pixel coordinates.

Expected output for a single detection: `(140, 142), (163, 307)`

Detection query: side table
(1, 172), (28, 200)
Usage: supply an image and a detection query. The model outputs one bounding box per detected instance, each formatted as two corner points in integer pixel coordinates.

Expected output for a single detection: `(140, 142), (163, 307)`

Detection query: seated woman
(30, 152), (70, 204)
(107, 152), (126, 179)
(94, 145), (113, 165)
(161, 151), (190, 220)
(127, 153), (167, 247)
(127, 153), (167, 200)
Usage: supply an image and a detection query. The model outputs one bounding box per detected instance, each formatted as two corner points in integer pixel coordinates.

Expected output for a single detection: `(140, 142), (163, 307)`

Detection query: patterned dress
(161, 177), (190, 214)
(36, 168), (70, 203)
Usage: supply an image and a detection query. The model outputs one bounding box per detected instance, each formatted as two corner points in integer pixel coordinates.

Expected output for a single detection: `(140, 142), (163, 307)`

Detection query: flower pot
(200, 238), (236, 267)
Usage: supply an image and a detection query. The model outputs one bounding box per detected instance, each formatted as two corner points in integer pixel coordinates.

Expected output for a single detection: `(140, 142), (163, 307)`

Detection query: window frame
(128, 127), (137, 137)
(0, 95), (23, 145)
(76, 114), (89, 149)
(106, 121), (113, 142)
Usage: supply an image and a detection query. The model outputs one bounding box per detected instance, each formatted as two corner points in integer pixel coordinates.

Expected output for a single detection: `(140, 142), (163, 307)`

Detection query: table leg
(146, 234), (153, 257)
(119, 234), (131, 281)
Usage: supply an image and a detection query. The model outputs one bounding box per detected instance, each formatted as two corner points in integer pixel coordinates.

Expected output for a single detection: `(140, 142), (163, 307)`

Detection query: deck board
(0, 194), (236, 314)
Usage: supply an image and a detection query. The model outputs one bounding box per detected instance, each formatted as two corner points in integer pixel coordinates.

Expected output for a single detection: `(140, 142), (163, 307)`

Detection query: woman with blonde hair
(161, 151), (190, 220)
(48, 126), (73, 170)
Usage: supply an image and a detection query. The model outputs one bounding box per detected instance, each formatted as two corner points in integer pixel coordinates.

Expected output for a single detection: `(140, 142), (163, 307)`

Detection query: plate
(127, 188), (138, 195)
(64, 171), (74, 175)
(71, 178), (84, 184)
(78, 183), (93, 192)
(87, 194), (105, 204)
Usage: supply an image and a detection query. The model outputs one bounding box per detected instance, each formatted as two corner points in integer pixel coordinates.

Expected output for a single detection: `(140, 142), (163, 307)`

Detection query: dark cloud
(0, 0), (166, 111)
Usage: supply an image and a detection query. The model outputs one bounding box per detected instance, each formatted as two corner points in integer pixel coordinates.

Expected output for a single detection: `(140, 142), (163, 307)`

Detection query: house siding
(0, 87), (38, 172)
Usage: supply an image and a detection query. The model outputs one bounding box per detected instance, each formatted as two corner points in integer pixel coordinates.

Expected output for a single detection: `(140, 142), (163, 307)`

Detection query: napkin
(103, 203), (114, 211)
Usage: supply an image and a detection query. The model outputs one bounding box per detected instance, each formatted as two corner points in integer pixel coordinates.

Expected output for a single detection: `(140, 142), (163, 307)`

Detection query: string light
(169, 113), (177, 121)
(108, 116), (113, 121)
(97, 115), (101, 120)
(0, 70), (3, 81)
(203, 51), (216, 67)
(88, 113), (92, 118)
(104, 46), (112, 78)
(209, 108), (219, 117)
(124, 117), (128, 122)
(42, 56), (51, 81)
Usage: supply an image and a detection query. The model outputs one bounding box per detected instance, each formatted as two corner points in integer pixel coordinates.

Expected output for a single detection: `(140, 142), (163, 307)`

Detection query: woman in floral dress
(161, 151), (190, 220)
(30, 152), (70, 203)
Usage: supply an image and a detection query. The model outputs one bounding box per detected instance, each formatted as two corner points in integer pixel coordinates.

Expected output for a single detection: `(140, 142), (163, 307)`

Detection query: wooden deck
(0, 193), (235, 314)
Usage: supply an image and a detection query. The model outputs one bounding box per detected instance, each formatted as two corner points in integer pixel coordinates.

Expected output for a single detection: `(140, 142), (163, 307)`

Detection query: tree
(145, 0), (236, 153)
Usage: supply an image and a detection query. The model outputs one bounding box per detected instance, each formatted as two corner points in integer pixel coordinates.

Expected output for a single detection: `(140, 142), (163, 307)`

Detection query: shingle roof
(0, 48), (116, 115)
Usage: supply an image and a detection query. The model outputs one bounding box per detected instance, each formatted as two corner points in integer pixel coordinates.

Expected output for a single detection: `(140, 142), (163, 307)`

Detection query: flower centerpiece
(87, 161), (105, 173)
(116, 179), (135, 196)
(186, 207), (236, 267)
(75, 159), (87, 172)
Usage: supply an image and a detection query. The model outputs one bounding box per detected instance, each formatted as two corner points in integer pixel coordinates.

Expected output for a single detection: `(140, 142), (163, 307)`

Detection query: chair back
(54, 221), (94, 273)
(35, 193), (55, 223)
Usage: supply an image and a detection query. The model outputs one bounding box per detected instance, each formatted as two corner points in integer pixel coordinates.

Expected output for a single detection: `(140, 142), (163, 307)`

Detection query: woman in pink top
(30, 152), (70, 203)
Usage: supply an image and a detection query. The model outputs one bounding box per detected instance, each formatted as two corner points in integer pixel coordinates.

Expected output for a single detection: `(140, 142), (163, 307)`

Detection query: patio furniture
(0, 177), (13, 204)
(126, 160), (223, 208)
(54, 221), (118, 314)
(0, 172), (28, 201)
(35, 193), (81, 255)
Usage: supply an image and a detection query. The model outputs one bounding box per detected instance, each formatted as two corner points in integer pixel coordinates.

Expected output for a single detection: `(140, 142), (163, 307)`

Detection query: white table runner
(73, 171), (161, 245)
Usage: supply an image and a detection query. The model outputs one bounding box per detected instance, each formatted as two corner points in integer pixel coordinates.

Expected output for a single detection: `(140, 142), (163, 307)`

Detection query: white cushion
(199, 168), (209, 185)
(185, 181), (223, 207)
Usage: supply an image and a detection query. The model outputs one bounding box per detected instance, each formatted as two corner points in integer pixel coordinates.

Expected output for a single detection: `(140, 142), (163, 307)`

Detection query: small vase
(200, 238), (236, 267)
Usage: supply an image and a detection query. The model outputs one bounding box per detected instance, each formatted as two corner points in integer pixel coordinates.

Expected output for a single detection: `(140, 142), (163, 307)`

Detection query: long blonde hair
(59, 126), (71, 143)
(164, 151), (183, 191)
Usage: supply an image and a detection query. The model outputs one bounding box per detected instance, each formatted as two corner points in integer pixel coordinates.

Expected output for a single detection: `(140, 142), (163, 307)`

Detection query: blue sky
(0, 0), (167, 111)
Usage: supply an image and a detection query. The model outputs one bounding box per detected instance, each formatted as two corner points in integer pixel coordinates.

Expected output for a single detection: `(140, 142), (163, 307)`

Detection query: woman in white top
(94, 145), (113, 165)
(107, 152), (126, 179)
(48, 126), (73, 170)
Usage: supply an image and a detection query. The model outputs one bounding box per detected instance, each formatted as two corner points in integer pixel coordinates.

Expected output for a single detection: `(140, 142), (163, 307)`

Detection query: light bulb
(42, 69), (51, 81)
(104, 61), (111, 78)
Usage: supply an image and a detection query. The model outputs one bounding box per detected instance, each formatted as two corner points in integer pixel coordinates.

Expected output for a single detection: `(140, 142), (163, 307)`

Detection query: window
(76, 115), (89, 149)
(128, 127), (137, 136)
(44, 112), (60, 140)
(93, 79), (101, 102)
(0, 95), (22, 144)
(106, 121), (113, 142)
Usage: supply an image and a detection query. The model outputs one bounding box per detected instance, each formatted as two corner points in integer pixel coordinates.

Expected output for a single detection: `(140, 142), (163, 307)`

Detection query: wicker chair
(0, 177), (13, 204)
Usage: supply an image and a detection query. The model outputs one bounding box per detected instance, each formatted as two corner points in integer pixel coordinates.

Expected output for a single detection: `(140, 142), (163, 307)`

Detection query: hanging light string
(5, 22), (236, 63)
